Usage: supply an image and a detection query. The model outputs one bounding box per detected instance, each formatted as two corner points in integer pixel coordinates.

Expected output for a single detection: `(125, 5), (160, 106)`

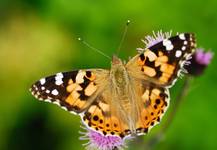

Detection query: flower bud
(185, 48), (213, 76)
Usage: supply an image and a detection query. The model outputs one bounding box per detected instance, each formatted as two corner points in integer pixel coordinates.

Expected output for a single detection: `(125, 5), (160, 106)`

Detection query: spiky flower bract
(137, 30), (172, 52)
(80, 125), (131, 150)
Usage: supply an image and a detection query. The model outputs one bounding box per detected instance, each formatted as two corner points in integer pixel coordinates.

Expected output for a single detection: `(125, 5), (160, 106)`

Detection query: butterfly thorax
(111, 56), (127, 88)
(111, 56), (128, 95)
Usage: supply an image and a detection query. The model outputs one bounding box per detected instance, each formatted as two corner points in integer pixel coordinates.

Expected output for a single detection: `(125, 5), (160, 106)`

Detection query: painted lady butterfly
(30, 33), (196, 138)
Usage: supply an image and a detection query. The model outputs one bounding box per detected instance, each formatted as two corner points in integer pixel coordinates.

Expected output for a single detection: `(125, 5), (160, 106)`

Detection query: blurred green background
(0, 0), (217, 150)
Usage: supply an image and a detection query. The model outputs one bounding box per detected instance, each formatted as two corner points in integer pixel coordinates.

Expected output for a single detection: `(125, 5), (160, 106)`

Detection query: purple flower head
(80, 125), (131, 150)
(195, 48), (213, 65)
(185, 48), (213, 76)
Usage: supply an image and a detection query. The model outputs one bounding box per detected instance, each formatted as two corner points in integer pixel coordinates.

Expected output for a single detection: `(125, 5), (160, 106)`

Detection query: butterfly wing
(79, 68), (170, 138)
(30, 69), (109, 114)
(132, 80), (170, 135)
(30, 69), (132, 138)
(125, 33), (196, 135)
(126, 33), (196, 87)
(79, 75), (170, 138)
(80, 90), (131, 138)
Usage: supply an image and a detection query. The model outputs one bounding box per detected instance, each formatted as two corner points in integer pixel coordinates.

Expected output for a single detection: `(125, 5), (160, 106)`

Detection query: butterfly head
(111, 55), (125, 74)
(112, 55), (123, 65)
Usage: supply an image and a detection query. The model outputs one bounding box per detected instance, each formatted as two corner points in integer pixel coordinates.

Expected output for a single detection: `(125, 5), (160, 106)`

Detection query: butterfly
(30, 33), (196, 138)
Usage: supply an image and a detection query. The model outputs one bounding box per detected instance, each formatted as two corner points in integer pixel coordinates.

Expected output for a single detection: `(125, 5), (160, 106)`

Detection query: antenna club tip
(126, 20), (131, 25)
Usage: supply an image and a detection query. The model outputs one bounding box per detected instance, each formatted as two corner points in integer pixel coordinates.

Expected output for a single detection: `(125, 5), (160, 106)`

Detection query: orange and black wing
(80, 89), (132, 138)
(30, 69), (132, 138)
(134, 83), (170, 135)
(127, 33), (196, 87)
(29, 69), (109, 114)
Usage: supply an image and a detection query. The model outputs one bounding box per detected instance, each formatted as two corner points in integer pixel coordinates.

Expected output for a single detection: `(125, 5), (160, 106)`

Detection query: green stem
(161, 76), (192, 132)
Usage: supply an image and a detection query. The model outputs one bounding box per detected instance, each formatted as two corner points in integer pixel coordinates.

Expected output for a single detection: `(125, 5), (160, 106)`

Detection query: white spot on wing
(38, 97), (43, 101)
(36, 91), (40, 96)
(44, 99), (52, 103)
(175, 50), (182, 57)
(163, 39), (174, 51)
(182, 46), (186, 51)
(61, 107), (67, 111)
(40, 78), (46, 85)
(46, 90), (50, 93)
(41, 86), (45, 90)
(53, 101), (60, 106)
(70, 111), (77, 115)
(55, 73), (64, 85)
(47, 96), (52, 100)
(51, 89), (59, 95)
(55, 80), (63, 85)
(56, 72), (64, 78)
(179, 33), (185, 40)
(184, 41), (188, 45)
(34, 85), (38, 91)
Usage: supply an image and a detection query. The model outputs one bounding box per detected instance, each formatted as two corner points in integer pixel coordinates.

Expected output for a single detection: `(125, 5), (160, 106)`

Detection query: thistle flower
(79, 125), (130, 150)
(185, 48), (213, 76)
(137, 30), (172, 52)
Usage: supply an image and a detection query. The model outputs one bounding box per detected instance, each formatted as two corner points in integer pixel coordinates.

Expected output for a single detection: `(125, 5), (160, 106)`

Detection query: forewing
(29, 69), (109, 114)
(126, 33), (196, 87)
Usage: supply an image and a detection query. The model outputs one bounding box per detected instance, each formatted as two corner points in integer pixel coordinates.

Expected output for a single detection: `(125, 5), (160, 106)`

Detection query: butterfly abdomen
(110, 62), (141, 131)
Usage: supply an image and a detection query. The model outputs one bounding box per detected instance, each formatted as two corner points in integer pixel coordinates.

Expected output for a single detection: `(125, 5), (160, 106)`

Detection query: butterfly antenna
(116, 20), (130, 55)
(78, 38), (111, 60)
